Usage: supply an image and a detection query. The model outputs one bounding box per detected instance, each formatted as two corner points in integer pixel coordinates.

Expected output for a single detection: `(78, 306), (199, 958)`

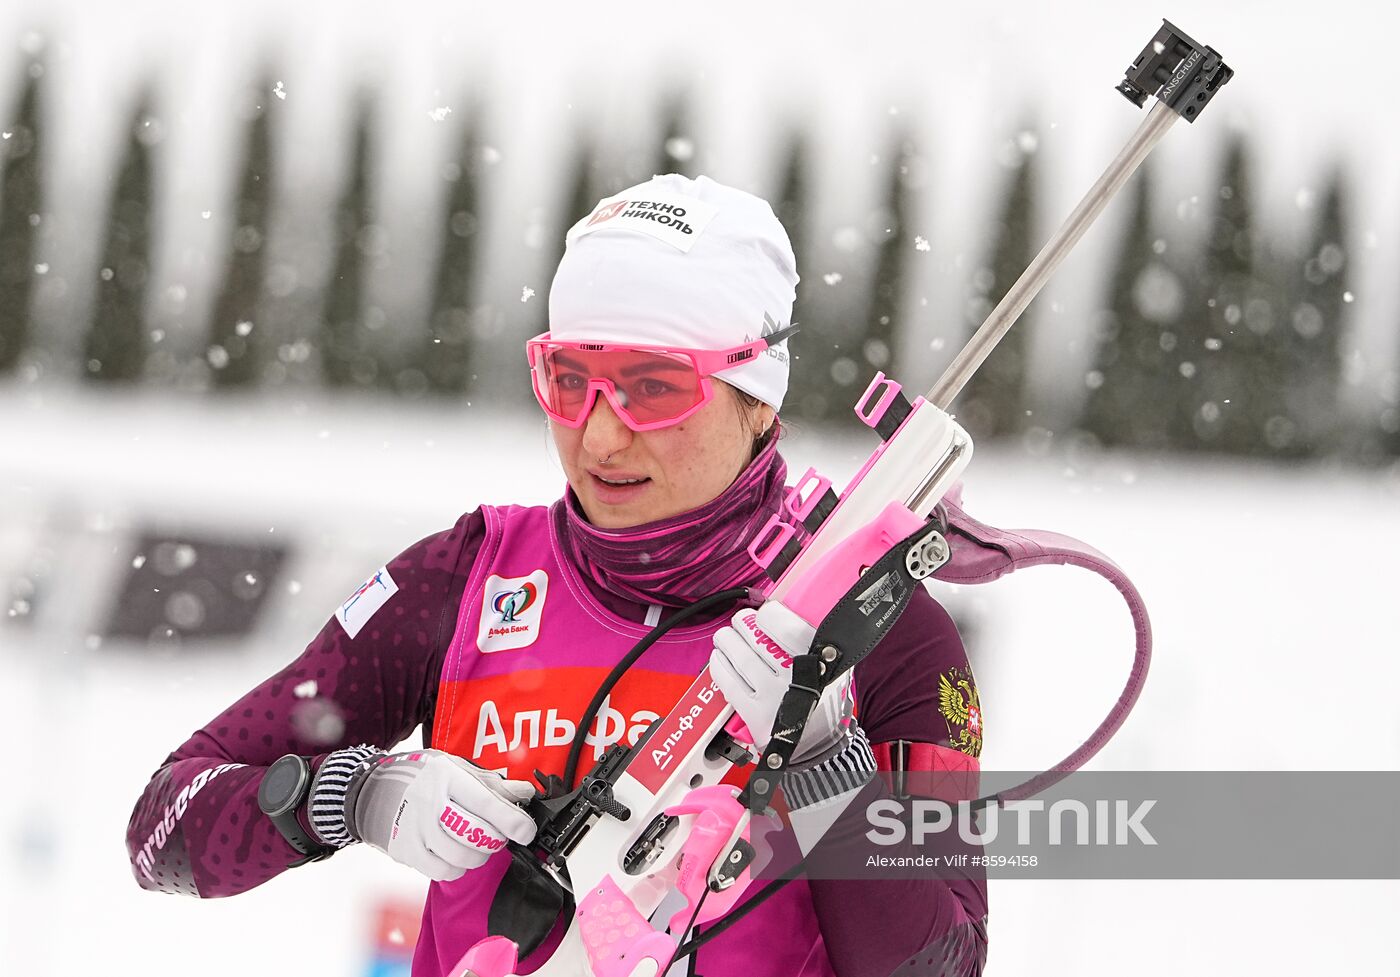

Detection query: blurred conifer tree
(320, 97), (377, 389)
(84, 93), (156, 384)
(1080, 166), (1183, 450)
(1173, 135), (1272, 454)
(653, 94), (695, 178)
(859, 135), (916, 397)
(1280, 169), (1350, 456)
(418, 120), (484, 396)
(553, 134), (600, 269)
(0, 64), (41, 375)
(206, 78), (274, 390)
(956, 139), (1038, 440)
(523, 131), (601, 363)
(773, 128), (831, 421)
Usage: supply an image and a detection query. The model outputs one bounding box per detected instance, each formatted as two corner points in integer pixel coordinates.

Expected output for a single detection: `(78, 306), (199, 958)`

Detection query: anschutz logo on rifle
(856, 572), (903, 622)
(1162, 50), (1201, 99)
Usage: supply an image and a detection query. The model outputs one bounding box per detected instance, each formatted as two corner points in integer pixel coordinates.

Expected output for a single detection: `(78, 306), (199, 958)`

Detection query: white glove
(346, 749), (538, 882)
(709, 601), (853, 764)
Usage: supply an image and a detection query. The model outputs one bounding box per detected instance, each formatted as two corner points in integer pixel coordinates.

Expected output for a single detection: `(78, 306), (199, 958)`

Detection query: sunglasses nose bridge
(590, 379), (644, 430)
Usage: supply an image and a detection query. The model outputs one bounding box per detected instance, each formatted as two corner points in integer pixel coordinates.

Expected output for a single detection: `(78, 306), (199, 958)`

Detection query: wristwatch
(257, 754), (334, 866)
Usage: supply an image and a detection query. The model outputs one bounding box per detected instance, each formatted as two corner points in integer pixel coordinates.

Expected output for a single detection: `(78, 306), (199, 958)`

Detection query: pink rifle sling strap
(932, 486), (1154, 805)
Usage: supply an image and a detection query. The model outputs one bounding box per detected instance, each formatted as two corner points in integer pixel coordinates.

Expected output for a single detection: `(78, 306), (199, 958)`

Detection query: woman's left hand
(709, 601), (853, 764)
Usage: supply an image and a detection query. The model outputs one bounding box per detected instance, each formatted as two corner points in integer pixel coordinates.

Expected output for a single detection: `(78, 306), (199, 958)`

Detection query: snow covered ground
(2, 385), (1398, 975)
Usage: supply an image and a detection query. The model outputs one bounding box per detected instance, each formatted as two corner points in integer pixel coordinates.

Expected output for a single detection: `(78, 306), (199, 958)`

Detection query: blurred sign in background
(1, 2), (1398, 975)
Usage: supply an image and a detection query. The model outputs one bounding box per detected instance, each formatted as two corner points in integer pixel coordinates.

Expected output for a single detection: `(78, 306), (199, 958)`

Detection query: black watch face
(261, 756), (305, 814)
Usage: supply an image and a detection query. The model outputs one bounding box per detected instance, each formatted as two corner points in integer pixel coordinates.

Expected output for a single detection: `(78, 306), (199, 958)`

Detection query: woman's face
(551, 383), (775, 529)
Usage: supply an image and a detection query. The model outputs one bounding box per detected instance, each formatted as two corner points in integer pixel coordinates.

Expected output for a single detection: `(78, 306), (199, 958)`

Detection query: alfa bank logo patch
(335, 566), (399, 639)
(477, 569), (549, 653)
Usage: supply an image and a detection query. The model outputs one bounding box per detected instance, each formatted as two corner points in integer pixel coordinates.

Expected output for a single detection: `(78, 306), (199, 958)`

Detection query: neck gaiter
(558, 433), (788, 608)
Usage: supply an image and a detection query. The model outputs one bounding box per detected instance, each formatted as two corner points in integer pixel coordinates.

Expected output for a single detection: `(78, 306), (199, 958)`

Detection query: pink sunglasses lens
(536, 346), (706, 426)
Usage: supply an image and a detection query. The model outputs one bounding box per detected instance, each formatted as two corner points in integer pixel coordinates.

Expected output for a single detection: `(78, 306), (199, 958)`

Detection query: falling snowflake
(914, 236), (931, 252)
(1343, 291), (1355, 303)
(1317, 244), (1345, 274)
(294, 680), (318, 699)
(831, 227), (862, 253)
(822, 272), (843, 286)
(1133, 265), (1183, 322)
(1293, 304), (1323, 339)
(201, 210), (212, 219)
(521, 286), (535, 303)
(829, 357), (859, 385)
(664, 137), (694, 162)
(1, 132), (10, 140)
(34, 263), (48, 274)
(273, 81), (286, 101)
(1016, 130), (1039, 154)
(207, 345), (230, 369)
(481, 146), (501, 164)
(428, 106), (452, 122)
(235, 320), (254, 337)
(132, 554), (147, 569)
(292, 698), (345, 744)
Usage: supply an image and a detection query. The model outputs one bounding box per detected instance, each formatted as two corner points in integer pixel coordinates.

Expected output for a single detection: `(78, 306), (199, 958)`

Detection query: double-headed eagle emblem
(937, 668), (983, 759)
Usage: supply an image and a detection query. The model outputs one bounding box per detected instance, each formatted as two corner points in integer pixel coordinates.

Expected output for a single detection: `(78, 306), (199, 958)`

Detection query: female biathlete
(127, 174), (988, 977)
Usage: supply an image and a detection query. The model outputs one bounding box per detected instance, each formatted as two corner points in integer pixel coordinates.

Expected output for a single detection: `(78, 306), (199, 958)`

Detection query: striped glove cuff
(781, 722), (876, 810)
(309, 744), (384, 848)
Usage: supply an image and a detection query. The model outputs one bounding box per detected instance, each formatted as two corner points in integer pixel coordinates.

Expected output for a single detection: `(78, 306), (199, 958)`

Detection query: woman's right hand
(322, 748), (539, 882)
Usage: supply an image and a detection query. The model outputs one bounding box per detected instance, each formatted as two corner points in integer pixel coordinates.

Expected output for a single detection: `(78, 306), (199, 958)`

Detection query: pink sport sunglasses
(526, 324), (798, 432)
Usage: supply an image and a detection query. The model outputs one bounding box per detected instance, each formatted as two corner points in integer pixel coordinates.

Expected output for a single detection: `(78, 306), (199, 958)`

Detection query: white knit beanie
(547, 174), (799, 412)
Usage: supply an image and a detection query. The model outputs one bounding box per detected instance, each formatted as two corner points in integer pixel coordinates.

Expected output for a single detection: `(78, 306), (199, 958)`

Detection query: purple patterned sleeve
(124, 510), (485, 898)
(809, 589), (989, 977)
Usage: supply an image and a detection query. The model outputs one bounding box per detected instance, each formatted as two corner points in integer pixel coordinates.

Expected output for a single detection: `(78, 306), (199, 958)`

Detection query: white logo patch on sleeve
(335, 567), (399, 639)
(566, 192), (718, 253)
(477, 569), (549, 653)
